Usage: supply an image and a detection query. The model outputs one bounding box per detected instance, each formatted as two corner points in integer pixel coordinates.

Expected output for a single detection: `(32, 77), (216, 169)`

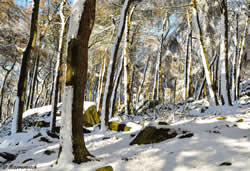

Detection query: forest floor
(0, 97), (250, 171)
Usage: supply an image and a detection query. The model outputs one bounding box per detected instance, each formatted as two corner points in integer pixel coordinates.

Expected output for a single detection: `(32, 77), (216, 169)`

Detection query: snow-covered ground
(0, 98), (250, 171)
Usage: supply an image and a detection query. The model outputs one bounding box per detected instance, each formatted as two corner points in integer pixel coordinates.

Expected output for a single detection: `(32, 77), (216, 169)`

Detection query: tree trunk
(0, 62), (15, 121)
(184, 25), (190, 100)
(26, 70), (32, 110)
(197, 54), (218, 100)
(137, 55), (150, 103)
(152, 17), (167, 101)
(29, 53), (40, 109)
(232, 14), (239, 103)
(49, 61), (55, 105)
(186, 8), (193, 99)
(219, 0), (232, 106)
(96, 57), (105, 109)
(192, 0), (218, 106)
(110, 57), (123, 118)
(123, 6), (135, 116)
(97, 29), (115, 115)
(50, 0), (67, 133)
(236, 16), (249, 100)
(101, 0), (133, 130)
(59, 0), (96, 164)
(11, 0), (40, 134)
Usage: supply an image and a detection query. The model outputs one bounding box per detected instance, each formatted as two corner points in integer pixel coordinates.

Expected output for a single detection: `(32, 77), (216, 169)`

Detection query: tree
(184, 8), (192, 100)
(11, 0), (40, 134)
(152, 16), (168, 101)
(219, 0), (232, 106)
(59, 0), (96, 163)
(101, 0), (133, 130)
(0, 61), (16, 121)
(236, 15), (249, 100)
(123, 5), (136, 115)
(50, 0), (67, 133)
(192, 0), (218, 106)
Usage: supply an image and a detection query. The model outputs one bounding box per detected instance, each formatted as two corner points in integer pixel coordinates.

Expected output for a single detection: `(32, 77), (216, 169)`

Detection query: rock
(22, 158), (34, 163)
(219, 162), (232, 166)
(56, 112), (61, 116)
(217, 116), (227, 120)
(83, 105), (100, 127)
(130, 126), (177, 145)
(44, 150), (55, 155)
(136, 99), (159, 113)
(179, 133), (194, 139)
(47, 131), (59, 139)
(108, 122), (131, 132)
(96, 166), (113, 171)
(156, 121), (169, 126)
(130, 133), (136, 137)
(39, 137), (52, 143)
(102, 137), (111, 140)
(33, 120), (50, 127)
(236, 119), (244, 122)
(55, 126), (60, 133)
(200, 107), (208, 113)
(33, 132), (42, 139)
(0, 152), (16, 161)
(83, 128), (91, 134)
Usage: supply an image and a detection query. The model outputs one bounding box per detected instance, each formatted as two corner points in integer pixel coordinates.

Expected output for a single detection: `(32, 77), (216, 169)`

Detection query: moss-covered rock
(236, 119), (244, 122)
(96, 166), (113, 171)
(83, 105), (100, 127)
(108, 122), (131, 132)
(130, 126), (177, 145)
(217, 116), (227, 120)
(156, 121), (169, 126)
(32, 120), (50, 127)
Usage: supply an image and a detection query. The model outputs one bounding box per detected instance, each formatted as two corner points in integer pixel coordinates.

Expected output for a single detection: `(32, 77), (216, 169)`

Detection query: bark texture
(12, 0), (40, 133)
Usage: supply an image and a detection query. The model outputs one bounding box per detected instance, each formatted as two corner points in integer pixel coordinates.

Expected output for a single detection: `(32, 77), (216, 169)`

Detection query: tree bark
(123, 6), (135, 115)
(192, 0), (218, 106)
(59, 0), (96, 164)
(11, 0), (40, 134)
(137, 55), (150, 103)
(110, 56), (123, 118)
(232, 14), (239, 103)
(50, 0), (67, 133)
(101, 0), (133, 130)
(152, 17), (168, 101)
(29, 53), (40, 109)
(236, 16), (249, 100)
(219, 0), (232, 105)
(197, 54), (218, 100)
(0, 62), (15, 121)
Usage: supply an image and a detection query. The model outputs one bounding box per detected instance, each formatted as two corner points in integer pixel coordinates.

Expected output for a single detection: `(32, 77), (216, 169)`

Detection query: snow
(1, 94), (250, 170)
(68, 0), (87, 40)
(58, 86), (74, 164)
(11, 97), (19, 135)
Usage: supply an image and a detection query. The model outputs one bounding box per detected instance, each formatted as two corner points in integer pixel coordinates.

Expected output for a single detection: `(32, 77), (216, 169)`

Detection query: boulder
(136, 99), (159, 113)
(39, 137), (52, 143)
(96, 166), (113, 171)
(22, 158), (34, 163)
(83, 105), (100, 127)
(108, 122), (131, 132)
(0, 152), (16, 162)
(44, 150), (55, 155)
(32, 120), (50, 127)
(130, 126), (177, 145)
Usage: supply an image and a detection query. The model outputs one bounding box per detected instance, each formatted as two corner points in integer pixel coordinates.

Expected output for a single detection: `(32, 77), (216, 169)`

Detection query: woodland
(0, 0), (250, 170)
